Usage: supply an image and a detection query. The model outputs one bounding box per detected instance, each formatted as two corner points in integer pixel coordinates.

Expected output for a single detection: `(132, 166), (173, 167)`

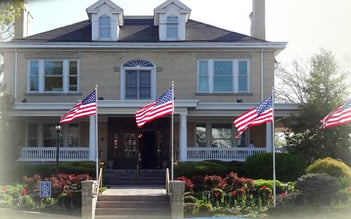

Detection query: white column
(266, 122), (273, 152)
(179, 113), (187, 161)
(89, 115), (96, 161)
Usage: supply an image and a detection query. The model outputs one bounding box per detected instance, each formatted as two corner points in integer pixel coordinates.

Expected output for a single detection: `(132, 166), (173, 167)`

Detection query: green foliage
(254, 179), (285, 194)
(306, 157), (351, 181)
(0, 0), (24, 41)
(0, 184), (37, 209)
(283, 50), (351, 165)
(243, 153), (307, 182)
(11, 162), (95, 182)
(295, 173), (341, 205)
(174, 161), (227, 178)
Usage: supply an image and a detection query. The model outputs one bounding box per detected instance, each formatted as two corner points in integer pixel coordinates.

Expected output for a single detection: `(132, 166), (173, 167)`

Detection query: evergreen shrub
(305, 157), (351, 184)
(295, 173), (340, 205)
(243, 153), (307, 182)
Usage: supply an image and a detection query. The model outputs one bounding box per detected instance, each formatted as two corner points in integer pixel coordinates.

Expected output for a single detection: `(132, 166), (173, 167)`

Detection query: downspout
(14, 48), (18, 101)
(260, 48), (264, 101)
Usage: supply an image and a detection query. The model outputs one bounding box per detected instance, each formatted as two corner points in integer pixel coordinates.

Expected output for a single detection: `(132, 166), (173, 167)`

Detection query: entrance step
(95, 187), (170, 219)
(104, 169), (166, 186)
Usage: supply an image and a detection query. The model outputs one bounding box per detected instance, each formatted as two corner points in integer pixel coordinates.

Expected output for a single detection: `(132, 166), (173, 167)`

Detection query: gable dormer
(86, 0), (124, 41)
(154, 0), (191, 41)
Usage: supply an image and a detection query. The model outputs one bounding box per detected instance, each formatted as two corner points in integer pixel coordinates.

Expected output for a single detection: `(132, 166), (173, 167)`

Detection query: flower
(1, 186), (7, 191)
(21, 188), (28, 196)
(262, 185), (267, 190)
(214, 192), (219, 197)
(231, 190), (237, 195)
(281, 192), (287, 198)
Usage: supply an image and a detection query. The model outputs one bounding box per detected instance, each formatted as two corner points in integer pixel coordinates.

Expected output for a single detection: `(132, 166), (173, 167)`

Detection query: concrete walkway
(102, 185), (167, 196)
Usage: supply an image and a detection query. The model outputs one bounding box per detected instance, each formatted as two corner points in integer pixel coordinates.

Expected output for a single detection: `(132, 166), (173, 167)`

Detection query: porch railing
(17, 147), (90, 162)
(187, 147), (267, 161)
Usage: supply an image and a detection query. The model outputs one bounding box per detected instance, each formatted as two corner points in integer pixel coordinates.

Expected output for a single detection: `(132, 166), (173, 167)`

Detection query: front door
(108, 117), (169, 169)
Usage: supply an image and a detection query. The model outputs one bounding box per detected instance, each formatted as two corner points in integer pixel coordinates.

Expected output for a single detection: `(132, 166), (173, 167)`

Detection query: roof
(12, 16), (265, 43)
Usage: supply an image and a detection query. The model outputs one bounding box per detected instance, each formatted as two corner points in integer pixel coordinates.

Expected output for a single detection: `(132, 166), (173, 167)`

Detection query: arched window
(121, 59), (156, 100)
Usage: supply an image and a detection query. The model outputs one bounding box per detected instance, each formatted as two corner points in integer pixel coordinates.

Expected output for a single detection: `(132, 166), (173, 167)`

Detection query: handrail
(166, 168), (170, 195)
(98, 167), (103, 195)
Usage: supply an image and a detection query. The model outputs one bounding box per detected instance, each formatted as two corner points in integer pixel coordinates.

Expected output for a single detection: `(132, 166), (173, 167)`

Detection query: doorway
(107, 117), (169, 170)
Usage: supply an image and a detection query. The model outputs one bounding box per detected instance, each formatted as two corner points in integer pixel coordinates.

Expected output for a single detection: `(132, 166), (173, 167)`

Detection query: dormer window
(87, 0), (124, 41)
(154, 0), (191, 41)
(166, 16), (178, 39)
(99, 16), (111, 38)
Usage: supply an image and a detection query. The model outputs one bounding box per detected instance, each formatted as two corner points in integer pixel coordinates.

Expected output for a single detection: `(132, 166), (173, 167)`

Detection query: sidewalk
(0, 208), (81, 219)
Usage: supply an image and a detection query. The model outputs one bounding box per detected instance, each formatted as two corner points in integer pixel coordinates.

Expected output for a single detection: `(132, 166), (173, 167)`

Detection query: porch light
(55, 125), (62, 175)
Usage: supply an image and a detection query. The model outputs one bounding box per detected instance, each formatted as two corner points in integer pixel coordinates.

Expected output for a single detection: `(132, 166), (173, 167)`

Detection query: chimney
(14, 3), (32, 39)
(250, 0), (265, 40)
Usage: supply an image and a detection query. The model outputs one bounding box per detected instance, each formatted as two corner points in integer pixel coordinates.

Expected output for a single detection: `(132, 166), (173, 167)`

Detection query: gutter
(0, 41), (287, 50)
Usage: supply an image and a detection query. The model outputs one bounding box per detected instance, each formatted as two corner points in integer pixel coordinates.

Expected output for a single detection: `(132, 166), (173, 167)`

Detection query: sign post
(40, 181), (51, 198)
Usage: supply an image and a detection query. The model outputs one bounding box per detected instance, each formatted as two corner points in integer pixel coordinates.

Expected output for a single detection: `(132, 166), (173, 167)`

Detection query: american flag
(60, 91), (97, 123)
(136, 88), (173, 128)
(320, 99), (351, 129)
(233, 96), (273, 139)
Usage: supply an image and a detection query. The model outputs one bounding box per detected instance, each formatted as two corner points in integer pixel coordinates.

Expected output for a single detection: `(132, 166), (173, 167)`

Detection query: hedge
(243, 153), (307, 182)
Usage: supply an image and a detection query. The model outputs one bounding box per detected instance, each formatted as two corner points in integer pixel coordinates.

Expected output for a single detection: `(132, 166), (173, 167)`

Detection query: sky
(26, 0), (351, 71)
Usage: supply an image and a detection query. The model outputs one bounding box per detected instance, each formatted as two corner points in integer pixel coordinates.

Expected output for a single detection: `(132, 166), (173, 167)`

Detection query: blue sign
(40, 181), (51, 198)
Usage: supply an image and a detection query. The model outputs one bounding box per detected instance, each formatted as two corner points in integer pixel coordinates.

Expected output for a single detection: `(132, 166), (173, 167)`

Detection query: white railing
(17, 147), (90, 162)
(187, 147), (267, 161)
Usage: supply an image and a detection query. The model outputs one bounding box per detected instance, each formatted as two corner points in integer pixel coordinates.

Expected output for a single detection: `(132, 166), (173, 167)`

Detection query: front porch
(17, 146), (267, 162)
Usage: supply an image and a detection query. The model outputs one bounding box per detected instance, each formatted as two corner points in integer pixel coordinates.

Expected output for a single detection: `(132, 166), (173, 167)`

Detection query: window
(43, 124), (60, 147)
(195, 124), (206, 147)
(197, 59), (249, 93)
(99, 16), (111, 38)
(166, 16), (178, 39)
(68, 124), (79, 147)
(27, 124), (38, 147)
(26, 123), (82, 147)
(28, 60), (79, 93)
(121, 59), (155, 100)
(195, 123), (234, 148)
(211, 124), (232, 147)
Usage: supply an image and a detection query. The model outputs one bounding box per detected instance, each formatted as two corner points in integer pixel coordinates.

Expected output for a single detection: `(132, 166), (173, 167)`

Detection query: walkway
(101, 185), (167, 196)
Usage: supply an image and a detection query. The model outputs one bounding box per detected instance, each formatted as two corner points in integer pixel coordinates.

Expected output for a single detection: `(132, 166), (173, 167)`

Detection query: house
(0, 0), (297, 170)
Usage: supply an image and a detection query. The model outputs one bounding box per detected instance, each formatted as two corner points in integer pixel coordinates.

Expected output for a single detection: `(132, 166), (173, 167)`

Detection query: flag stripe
(233, 96), (273, 139)
(321, 100), (351, 128)
(135, 88), (173, 128)
(60, 91), (96, 123)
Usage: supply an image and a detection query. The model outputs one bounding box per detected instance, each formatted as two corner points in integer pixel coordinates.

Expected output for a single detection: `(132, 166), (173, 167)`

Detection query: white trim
(0, 42), (287, 50)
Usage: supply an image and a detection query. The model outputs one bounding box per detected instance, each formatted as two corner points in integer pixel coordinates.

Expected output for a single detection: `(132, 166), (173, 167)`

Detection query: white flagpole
(95, 85), (99, 180)
(272, 87), (276, 207)
(171, 81), (175, 180)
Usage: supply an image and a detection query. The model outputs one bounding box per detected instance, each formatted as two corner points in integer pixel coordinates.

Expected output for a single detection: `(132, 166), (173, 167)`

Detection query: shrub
(222, 172), (254, 192)
(203, 175), (223, 189)
(254, 179), (285, 194)
(174, 161), (227, 178)
(295, 173), (340, 206)
(175, 176), (194, 192)
(243, 153), (307, 182)
(305, 157), (351, 186)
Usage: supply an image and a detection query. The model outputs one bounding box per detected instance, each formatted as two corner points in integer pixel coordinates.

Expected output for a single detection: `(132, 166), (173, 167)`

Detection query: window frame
(166, 16), (179, 40)
(27, 59), (79, 93)
(194, 122), (249, 148)
(197, 59), (250, 93)
(120, 59), (156, 100)
(99, 15), (111, 39)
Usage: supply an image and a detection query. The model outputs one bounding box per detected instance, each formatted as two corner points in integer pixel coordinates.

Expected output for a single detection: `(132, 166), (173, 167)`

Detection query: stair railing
(166, 168), (170, 195)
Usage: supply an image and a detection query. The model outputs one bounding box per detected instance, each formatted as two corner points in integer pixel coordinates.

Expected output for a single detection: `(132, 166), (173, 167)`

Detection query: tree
(283, 49), (351, 165)
(0, 0), (24, 183)
(0, 0), (24, 41)
(275, 60), (308, 103)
